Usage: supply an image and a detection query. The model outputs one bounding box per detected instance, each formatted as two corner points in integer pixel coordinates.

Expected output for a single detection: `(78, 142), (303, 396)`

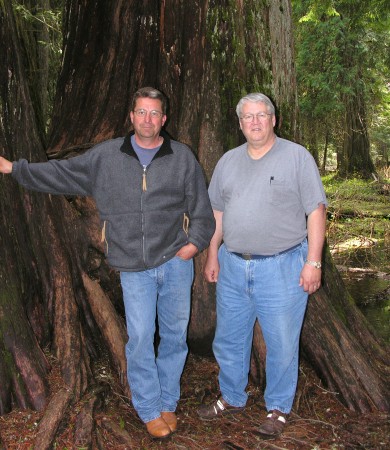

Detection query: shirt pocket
(269, 179), (293, 206)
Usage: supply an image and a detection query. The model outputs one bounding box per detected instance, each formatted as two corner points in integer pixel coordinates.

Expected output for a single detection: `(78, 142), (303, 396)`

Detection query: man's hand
(203, 210), (223, 283)
(203, 253), (220, 283)
(0, 157), (13, 174)
(176, 242), (198, 260)
(299, 264), (322, 294)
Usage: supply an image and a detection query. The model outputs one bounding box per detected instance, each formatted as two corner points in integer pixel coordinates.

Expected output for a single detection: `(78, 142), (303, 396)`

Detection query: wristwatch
(305, 260), (322, 269)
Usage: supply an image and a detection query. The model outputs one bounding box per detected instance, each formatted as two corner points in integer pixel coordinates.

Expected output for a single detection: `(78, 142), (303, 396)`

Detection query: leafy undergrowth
(324, 174), (390, 281)
(323, 174), (389, 251)
(1, 354), (389, 449)
(322, 174), (389, 218)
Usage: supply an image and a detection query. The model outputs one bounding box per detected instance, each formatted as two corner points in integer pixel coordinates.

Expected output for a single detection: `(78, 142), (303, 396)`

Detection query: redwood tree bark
(0, 0), (126, 423)
(48, 0), (300, 352)
(0, 0), (51, 413)
(0, 0), (389, 447)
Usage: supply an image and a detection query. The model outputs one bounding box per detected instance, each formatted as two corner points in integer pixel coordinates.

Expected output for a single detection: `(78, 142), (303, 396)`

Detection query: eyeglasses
(133, 109), (164, 119)
(240, 112), (272, 122)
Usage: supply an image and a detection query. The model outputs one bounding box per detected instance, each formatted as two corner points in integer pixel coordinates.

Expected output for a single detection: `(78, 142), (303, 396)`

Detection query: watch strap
(305, 260), (322, 269)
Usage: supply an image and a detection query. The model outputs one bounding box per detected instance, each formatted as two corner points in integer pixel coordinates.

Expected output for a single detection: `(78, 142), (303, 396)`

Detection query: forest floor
(1, 175), (389, 449)
(0, 353), (389, 449)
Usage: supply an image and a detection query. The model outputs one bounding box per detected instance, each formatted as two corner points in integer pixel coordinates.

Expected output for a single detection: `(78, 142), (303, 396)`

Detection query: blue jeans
(120, 256), (193, 423)
(213, 241), (308, 414)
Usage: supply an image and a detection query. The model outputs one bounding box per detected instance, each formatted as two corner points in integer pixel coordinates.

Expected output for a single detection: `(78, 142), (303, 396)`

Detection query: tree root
(33, 387), (73, 450)
(73, 391), (101, 448)
(99, 416), (139, 446)
(82, 272), (128, 389)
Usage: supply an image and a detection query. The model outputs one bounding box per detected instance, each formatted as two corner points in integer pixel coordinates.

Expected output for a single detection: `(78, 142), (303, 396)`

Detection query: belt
(232, 242), (303, 261)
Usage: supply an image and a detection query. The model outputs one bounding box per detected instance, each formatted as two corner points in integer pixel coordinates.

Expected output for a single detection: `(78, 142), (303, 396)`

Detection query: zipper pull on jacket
(142, 166), (147, 191)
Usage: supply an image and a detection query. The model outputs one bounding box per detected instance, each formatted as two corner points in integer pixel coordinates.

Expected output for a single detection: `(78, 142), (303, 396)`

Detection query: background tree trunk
(342, 85), (376, 177)
(336, 20), (376, 178)
(1, 0), (388, 446)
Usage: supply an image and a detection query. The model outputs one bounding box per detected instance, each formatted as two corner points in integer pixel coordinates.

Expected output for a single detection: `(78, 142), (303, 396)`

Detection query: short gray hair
(132, 87), (167, 114)
(236, 93), (275, 118)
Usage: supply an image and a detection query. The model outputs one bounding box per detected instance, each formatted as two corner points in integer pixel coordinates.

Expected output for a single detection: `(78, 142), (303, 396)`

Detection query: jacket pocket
(183, 213), (190, 236)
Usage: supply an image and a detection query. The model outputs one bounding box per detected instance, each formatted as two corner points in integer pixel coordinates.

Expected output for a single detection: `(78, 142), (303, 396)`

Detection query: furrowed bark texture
(0, 0), (119, 421)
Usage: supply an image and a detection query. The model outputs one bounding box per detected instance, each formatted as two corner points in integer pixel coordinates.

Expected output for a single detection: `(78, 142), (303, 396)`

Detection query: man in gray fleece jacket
(0, 87), (215, 439)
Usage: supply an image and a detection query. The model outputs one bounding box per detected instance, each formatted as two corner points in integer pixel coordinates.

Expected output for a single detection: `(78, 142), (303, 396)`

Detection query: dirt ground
(0, 353), (389, 449)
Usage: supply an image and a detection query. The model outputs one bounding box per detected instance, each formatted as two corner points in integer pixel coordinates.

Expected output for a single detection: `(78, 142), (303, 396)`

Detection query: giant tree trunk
(1, 0), (389, 447)
(48, 0), (299, 353)
(0, 1), (127, 443)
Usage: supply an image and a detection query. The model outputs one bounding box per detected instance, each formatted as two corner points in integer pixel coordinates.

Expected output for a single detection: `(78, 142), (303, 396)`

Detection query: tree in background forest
(293, 0), (390, 177)
(0, 0), (389, 448)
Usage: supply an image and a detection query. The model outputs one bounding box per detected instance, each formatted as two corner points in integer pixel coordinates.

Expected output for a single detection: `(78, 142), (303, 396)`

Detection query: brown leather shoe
(161, 411), (177, 432)
(145, 417), (171, 439)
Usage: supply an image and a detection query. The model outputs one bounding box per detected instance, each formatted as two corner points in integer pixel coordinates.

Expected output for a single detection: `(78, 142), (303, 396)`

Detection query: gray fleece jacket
(12, 131), (215, 271)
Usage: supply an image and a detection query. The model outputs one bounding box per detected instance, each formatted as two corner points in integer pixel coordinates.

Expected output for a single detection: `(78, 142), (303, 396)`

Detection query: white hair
(236, 93), (275, 118)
